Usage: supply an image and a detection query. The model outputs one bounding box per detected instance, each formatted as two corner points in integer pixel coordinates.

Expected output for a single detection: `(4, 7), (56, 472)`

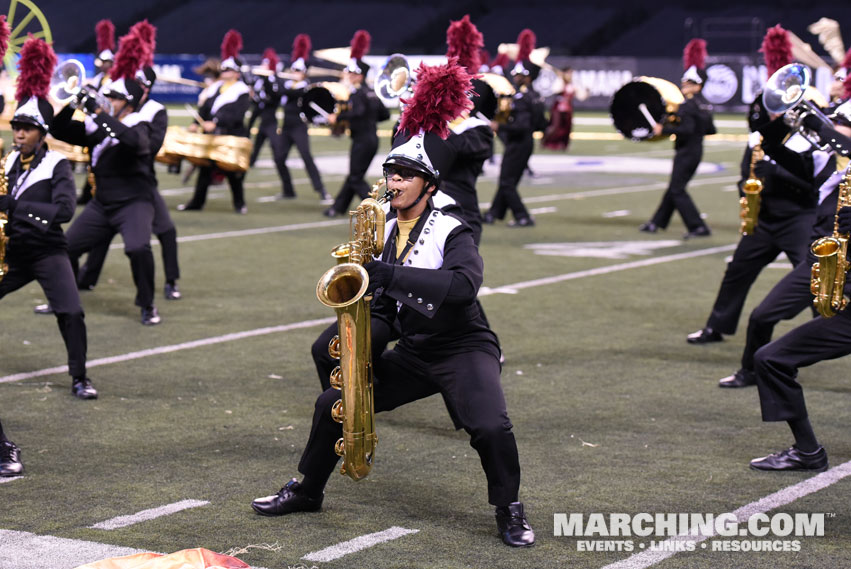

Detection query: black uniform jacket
(137, 99), (168, 159)
(198, 80), (251, 137)
(445, 117), (494, 214)
(370, 200), (499, 360)
(281, 79), (308, 129)
(499, 86), (539, 141)
(50, 106), (155, 210)
(4, 147), (76, 252)
(662, 95), (716, 156)
(337, 84), (388, 138)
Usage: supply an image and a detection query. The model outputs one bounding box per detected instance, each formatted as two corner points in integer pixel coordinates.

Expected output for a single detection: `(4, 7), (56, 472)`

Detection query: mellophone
(156, 126), (253, 173)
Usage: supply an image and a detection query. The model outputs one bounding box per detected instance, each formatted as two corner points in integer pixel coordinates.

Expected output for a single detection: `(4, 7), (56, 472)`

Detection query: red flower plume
(683, 38), (707, 70)
(15, 35), (56, 100)
(760, 25), (792, 77)
(95, 19), (115, 53)
(516, 29), (536, 62)
(221, 29), (242, 61)
(0, 16), (10, 60)
(111, 32), (146, 81)
(844, 75), (851, 100)
(263, 47), (278, 71)
(130, 20), (156, 67)
(292, 33), (311, 61)
(350, 30), (370, 60)
(491, 52), (510, 69)
(446, 15), (484, 73)
(398, 57), (474, 140)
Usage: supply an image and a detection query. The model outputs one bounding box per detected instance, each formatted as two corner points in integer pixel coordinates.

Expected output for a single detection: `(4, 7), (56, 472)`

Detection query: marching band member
(278, 34), (330, 202)
(0, 418), (23, 476)
(76, 21), (183, 301)
(247, 48), (283, 169)
(639, 38), (715, 238)
(687, 26), (825, 345)
(51, 31), (161, 325)
(0, 36), (96, 399)
(828, 48), (851, 106)
(178, 29), (251, 214)
(323, 30), (390, 217)
(542, 67), (578, 151)
(483, 29), (543, 228)
(253, 58), (534, 548)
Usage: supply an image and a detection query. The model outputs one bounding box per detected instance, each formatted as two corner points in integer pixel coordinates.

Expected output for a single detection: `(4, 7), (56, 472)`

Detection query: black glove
(801, 112), (823, 133)
(0, 194), (14, 212)
(76, 91), (99, 114)
(752, 160), (774, 179)
(838, 206), (851, 235)
(364, 260), (395, 294)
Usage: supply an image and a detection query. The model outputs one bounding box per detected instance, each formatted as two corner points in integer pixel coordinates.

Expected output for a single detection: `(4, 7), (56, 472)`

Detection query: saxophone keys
(328, 335), (341, 359)
(335, 437), (345, 457)
(331, 399), (344, 423)
(329, 366), (343, 389)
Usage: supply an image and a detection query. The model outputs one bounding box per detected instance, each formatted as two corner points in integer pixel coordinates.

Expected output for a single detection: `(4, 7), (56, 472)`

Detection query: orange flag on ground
(73, 548), (250, 569)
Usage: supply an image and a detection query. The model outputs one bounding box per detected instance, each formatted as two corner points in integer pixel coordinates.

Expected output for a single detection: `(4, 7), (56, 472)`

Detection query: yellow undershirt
(395, 217), (420, 260)
(220, 79), (238, 94)
(837, 155), (849, 173)
(20, 154), (34, 171)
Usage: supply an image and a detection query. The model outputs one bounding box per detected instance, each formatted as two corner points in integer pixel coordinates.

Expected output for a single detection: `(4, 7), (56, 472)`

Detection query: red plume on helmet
(221, 29), (243, 61)
(446, 15), (484, 73)
(0, 16), (10, 60)
(350, 30), (370, 60)
(683, 38), (707, 70)
(398, 56), (474, 140)
(516, 29), (536, 63)
(760, 25), (792, 77)
(111, 32), (147, 81)
(844, 75), (851, 100)
(292, 33), (311, 61)
(15, 35), (56, 101)
(491, 52), (509, 69)
(95, 19), (115, 53)
(842, 47), (851, 71)
(130, 20), (156, 67)
(263, 47), (278, 71)
(479, 48), (490, 70)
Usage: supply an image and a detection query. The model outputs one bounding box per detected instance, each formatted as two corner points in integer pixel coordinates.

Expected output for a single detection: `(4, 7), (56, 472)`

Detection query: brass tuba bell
(374, 53), (413, 107)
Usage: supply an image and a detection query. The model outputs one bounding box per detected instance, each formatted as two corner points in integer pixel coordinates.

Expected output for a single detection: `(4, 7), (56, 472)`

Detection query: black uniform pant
(754, 283), (851, 422)
(705, 214), (813, 335)
(488, 135), (533, 221)
(649, 153), (706, 231)
(250, 115), (279, 166)
(66, 199), (156, 309)
(298, 347), (521, 506)
(740, 258), (815, 371)
(186, 166), (246, 211)
(279, 124), (325, 196)
(0, 250), (87, 378)
(77, 191), (180, 289)
(331, 133), (378, 215)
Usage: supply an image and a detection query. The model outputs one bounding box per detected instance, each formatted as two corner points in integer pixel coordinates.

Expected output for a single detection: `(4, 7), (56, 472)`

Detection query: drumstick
(638, 103), (658, 128)
(184, 104), (205, 124)
(308, 101), (331, 119)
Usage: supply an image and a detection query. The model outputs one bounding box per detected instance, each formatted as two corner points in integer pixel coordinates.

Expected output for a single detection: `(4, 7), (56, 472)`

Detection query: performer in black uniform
(253, 60), (534, 548)
(247, 48), (282, 168)
(51, 32), (160, 326)
(484, 29), (542, 228)
(717, 103), (851, 388)
(0, 37), (97, 399)
(278, 34), (329, 202)
(178, 30), (251, 214)
(324, 30), (389, 217)
(640, 39), (715, 238)
(76, 22), (182, 301)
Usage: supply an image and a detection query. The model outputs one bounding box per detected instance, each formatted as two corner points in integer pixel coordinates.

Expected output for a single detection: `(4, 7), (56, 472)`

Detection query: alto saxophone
(315, 179), (395, 481)
(0, 150), (11, 282)
(739, 137), (764, 236)
(810, 167), (851, 317)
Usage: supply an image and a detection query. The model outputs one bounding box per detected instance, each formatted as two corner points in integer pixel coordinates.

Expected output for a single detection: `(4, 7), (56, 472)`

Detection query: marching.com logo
(554, 512), (828, 552)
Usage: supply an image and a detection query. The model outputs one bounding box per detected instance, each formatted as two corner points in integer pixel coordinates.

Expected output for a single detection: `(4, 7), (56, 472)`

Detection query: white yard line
(600, 460), (851, 569)
(0, 476), (23, 484)
(301, 526), (419, 563)
(89, 499), (210, 530)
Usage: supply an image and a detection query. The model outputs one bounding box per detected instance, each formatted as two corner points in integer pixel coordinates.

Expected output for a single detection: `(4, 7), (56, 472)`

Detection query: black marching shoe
(0, 440), (23, 477)
(508, 217), (535, 228)
(683, 226), (711, 239)
(638, 222), (659, 233)
(323, 207), (341, 218)
(71, 376), (98, 400)
(750, 446), (828, 472)
(687, 327), (723, 344)
(33, 303), (54, 315)
(495, 502), (535, 547)
(482, 212), (495, 225)
(719, 368), (756, 388)
(319, 191), (334, 205)
(252, 478), (323, 516)
(164, 282), (182, 300)
(141, 305), (161, 326)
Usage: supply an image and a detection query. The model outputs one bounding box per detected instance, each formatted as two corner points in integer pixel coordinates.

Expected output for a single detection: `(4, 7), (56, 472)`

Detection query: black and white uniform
(51, 105), (157, 309)
(445, 116), (494, 245)
(248, 75), (282, 167)
(0, 147), (87, 378)
(699, 131), (827, 336)
(77, 98), (180, 289)
(648, 95), (716, 232)
(300, 200), (521, 506)
(329, 84), (388, 214)
(277, 79), (325, 197)
(183, 80), (251, 211)
(487, 85), (539, 222)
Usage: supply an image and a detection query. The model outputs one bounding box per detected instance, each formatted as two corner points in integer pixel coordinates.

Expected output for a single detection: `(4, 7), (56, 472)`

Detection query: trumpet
(49, 58), (113, 115)
(763, 63), (832, 151)
(374, 54), (412, 107)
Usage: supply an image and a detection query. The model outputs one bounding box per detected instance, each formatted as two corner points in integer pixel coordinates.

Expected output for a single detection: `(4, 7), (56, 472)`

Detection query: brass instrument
(0, 151), (9, 282)
(48, 58), (113, 115)
(810, 168), (851, 317)
(374, 54), (412, 107)
(763, 63), (832, 151)
(740, 136), (764, 235)
(315, 179), (395, 481)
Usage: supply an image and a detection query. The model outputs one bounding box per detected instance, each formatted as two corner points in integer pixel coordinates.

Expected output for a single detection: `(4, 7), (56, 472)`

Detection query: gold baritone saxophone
(739, 137), (764, 236)
(315, 179), (395, 481)
(810, 168), (851, 317)
(0, 150), (11, 282)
